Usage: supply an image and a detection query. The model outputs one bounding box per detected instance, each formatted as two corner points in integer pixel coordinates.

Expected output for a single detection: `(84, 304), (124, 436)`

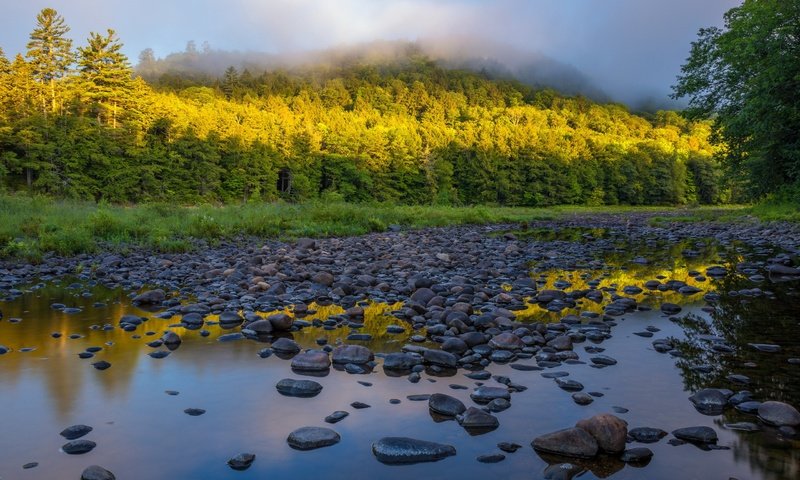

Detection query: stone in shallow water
(497, 442), (522, 453)
(477, 453), (505, 463)
(671, 426), (718, 444)
(575, 413), (628, 454)
(555, 378), (584, 392)
(22, 462), (38, 469)
(60, 424), (93, 440)
(532, 427), (598, 459)
(621, 447), (653, 463)
(332, 345), (374, 364)
(325, 411), (349, 424)
(62, 440), (97, 455)
(351, 401), (371, 409)
(91, 361), (111, 370)
(689, 388), (730, 415)
(276, 378), (323, 398)
(287, 427), (341, 450)
(372, 437), (456, 464)
(291, 350), (331, 371)
(81, 465), (115, 480)
(457, 407), (499, 430)
(724, 422), (761, 432)
(758, 401), (800, 427)
(148, 351), (170, 359)
(628, 427), (667, 443)
(428, 393), (466, 417)
(470, 386), (511, 403)
(572, 392), (594, 406)
(227, 453), (255, 471)
(184, 408), (206, 416)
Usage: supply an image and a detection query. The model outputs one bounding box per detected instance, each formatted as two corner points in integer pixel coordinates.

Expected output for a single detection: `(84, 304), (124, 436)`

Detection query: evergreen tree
(26, 8), (74, 116)
(78, 29), (133, 128)
(221, 66), (239, 99)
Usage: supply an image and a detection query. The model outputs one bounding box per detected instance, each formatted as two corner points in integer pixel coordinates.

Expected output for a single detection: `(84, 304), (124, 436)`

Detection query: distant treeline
(0, 9), (728, 205)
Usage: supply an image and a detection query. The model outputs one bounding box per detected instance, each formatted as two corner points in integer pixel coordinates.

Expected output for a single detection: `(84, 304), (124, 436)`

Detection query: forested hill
(0, 11), (725, 206)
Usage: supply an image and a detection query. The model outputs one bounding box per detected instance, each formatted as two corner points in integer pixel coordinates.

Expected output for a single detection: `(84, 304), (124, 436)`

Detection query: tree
(78, 29), (134, 128)
(26, 8), (74, 116)
(672, 0), (800, 196)
(221, 66), (239, 99)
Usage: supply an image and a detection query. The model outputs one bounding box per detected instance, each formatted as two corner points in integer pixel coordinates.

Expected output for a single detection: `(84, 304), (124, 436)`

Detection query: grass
(0, 194), (782, 261)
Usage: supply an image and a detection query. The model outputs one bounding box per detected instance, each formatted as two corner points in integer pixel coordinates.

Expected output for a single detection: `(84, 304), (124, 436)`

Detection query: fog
(0, 0), (741, 108)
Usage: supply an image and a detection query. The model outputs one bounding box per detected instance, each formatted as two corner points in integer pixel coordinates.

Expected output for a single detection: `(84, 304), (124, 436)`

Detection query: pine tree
(26, 8), (74, 116)
(221, 66), (239, 99)
(78, 29), (133, 128)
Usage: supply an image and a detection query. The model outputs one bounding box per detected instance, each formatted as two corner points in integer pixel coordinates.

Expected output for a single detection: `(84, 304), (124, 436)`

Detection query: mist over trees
(0, 8), (728, 205)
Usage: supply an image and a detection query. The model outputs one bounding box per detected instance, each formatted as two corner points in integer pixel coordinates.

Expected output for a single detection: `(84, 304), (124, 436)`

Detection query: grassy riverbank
(0, 195), (766, 261)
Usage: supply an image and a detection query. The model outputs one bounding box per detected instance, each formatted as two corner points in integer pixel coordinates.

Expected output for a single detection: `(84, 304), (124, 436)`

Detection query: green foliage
(673, 0), (800, 197)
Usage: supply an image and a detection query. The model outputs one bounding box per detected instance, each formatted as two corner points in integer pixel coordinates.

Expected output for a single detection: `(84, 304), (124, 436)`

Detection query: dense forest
(0, 8), (728, 206)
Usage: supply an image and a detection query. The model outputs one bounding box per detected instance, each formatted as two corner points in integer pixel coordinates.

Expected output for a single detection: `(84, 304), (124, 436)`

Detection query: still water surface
(0, 235), (798, 479)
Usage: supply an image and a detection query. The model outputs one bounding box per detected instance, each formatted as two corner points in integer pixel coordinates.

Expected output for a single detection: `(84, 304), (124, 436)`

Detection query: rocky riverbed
(1, 211), (799, 479)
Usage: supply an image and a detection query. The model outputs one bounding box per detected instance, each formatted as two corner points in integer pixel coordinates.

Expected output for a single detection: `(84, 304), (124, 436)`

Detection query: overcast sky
(0, 0), (741, 105)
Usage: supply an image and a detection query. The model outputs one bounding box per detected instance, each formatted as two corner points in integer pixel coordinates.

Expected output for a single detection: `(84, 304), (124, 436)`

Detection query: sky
(0, 0), (741, 106)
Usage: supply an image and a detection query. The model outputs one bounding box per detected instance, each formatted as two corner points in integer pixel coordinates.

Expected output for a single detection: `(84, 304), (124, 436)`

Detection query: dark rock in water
(132, 289), (165, 305)
(457, 407), (499, 430)
(735, 401), (761, 414)
(351, 401), (371, 409)
(272, 337), (301, 354)
(165, 390), (179, 396)
(497, 442), (522, 453)
(91, 361), (111, 370)
(424, 349), (458, 368)
(633, 331), (653, 338)
(758, 401), (800, 427)
(219, 311), (244, 326)
(590, 355), (617, 366)
(477, 453), (505, 463)
(628, 427), (667, 443)
(555, 378), (584, 392)
(119, 314), (145, 326)
(245, 319), (273, 334)
(0, 345), (10, 354)
(227, 453), (255, 471)
(689, 388), (731, 415)
(532, 427), (598, 458)
(464, 371), (492, 380)
(81, 465), (116, 480)
(184, 408), (206, 416)
(575, 413), (628, 454)
(542, 462), (584, 480)
(542, 371), (570, 379)
(287, 426), (341, 450)
(612, 406), (629, 414)
(62, 440), (97, 454)
(148, 351), (170, 359)
(727, 374), (750, 384)
(724, 422), (761, 432)
(325, 411), (349, 424)
(372, 437), (456, 464)
(489, 332), (525, 350)
(78, 352), (94, 359)
(60, 424), (93, 440)
(291, 350), (331, 371)
(672, 426), (718, 444)
(621, 447), (653, 463)
(332, 345), (374, 364)
(748, 343), (781, 353)
(276, 378), (323, 397)
(487, 398), (511, 412)
(470, 386), (511, 403)
(161, 331), (181, 346)
(660, 303), (682, 315)
(572, 392), (594, 405)
(217, 332), (244, 342)
(510, 363), (542, 371)
(407, 394), (431, 401)
(23, 462), (38, 469)
(268, 313), (294, 331)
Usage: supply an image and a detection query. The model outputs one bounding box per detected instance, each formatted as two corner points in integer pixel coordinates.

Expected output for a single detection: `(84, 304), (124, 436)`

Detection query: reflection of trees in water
(671, 267), (800, 480)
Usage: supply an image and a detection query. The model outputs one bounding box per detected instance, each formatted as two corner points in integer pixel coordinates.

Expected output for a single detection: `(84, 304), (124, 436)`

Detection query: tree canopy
(672, 0), (800, 197)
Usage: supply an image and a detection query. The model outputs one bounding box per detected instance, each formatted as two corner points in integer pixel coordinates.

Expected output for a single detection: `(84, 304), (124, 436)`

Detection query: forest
(0, 9), (728, 206)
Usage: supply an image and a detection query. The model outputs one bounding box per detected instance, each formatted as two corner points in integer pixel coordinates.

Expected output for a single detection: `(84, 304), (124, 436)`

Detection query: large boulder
(532, 427), (599, 459)
(575, 414), (628, 454)
(758, 401), (800, 427)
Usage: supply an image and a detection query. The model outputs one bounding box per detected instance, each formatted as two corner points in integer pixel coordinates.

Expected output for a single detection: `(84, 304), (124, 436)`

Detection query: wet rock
(132, 289), (165, 304)
(572, 393), (594, 405)
(735, 401), (761, 414)
(628, 427), (667, 443)
(184, 408), (206, 416)
(660, 303), (682, 315)
(758, 401), (800, 427)
(60, 424), (93, 440)
(268, 313), (293, 330)
(227, 453), (255, 471)
(590, 355), (617, 366)
(291, 350), (331, 371)
(332, 345), (374, 364)
(748, 343), (781, 353)
(532, 427), (599, 459)
(487, 398), (511, 412)
(497, 442), (522, 453)
(91, 361), (111, 370)
(671, 426), (718, 444)
(548, 335), (573, 351)
(621, 447), (653, 463)
(575, 413), (628, 453)
(276, 378), (323, 397)
(62, 440), (97, 454)
(81, 465), (116, 480)
(372, 437), (456, 464)
(271, 337), (301, 354)
(555, 378), (584, 392)
(470, 386), (511, 403)
(724, 422), (761, 432)
(689, 388), (730, 415)
(325, 411), (349, 424)
(457, 407), (499, 430)
(424, 349), (458, 368)
(287, 426), (341, 450)
(428, 393), (466, 417)
(245, 319), (273, 334)
(23, 462), (38, 469)
(489, 332), (525, 350)
(161, 330), (181, 346)
(351, 401), (371, 409)
(148, 351), (170, 359)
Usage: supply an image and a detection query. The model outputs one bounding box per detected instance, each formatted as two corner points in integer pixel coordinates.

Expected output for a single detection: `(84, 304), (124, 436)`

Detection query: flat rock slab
(372, 437), (456, 464)
(276, 378), (323, 398)
(287, 427), (341, 450)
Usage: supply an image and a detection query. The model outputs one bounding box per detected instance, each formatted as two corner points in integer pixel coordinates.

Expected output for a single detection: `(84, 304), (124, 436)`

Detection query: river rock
(532, 427), (599, 458)
(470, 386), (511, 403)
(429, 393), (466, 417)
(132, 289), (165, 305)
(332, 345), (374, 364)
(60, 424), (93, 440)
(689, 388), (731, 415)
(227, 453), (255, 471)
(758, 401), (800, 427)
(424, 349), (458, 368)
(575, 414), (628, 453)
(372, 437), (456, 464)
(287, 426), (341, 450)
(272, 337), (301, 354)
(81, 465), (116, 480)
(672, 426), (718, 444)
(268, 313), (293, 330)
(621, 447), (653, 463)
(457, 407), (499, 429)
(325, 411), (349, 424)
(276, 378), (323, 397)
(62, 440), (97, 454)
(628, 427), (667, 443)
(245, 319), (273, 334)
(489, 332), (525, 350)
(291, 350), (331, 371)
